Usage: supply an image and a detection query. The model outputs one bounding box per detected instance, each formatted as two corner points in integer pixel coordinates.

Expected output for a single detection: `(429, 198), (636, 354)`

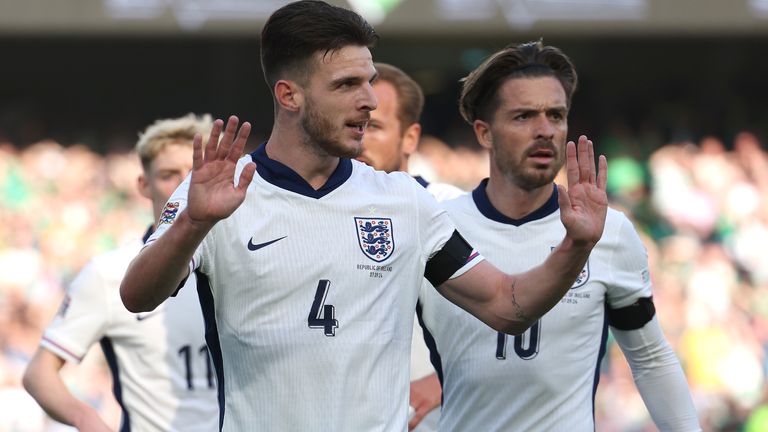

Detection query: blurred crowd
(0, 140), (147, 431)
(2, 131), (768, 431)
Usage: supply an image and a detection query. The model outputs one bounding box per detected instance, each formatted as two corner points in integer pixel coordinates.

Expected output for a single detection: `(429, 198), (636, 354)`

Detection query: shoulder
(441, 192), (475, 215)
(604, 207), (637, 235)
(426, 181), (466, 202)
(597, 207), (646, 255)
(350, 160), (421, 190)
(86, 240), (143, 280)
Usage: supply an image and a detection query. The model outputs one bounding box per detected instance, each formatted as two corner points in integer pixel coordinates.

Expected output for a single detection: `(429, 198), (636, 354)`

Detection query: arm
(121, 116), (256, 312)
(437, 136), (608, 334)
(613, 317), (702, 432)
(23, 348), (113, 432)
(408, 373), (441, 431)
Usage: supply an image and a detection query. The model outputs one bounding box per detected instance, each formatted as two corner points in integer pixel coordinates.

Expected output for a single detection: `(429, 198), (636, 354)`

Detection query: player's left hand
(557, 135), (608, 247)
(408, 373), (441, 431)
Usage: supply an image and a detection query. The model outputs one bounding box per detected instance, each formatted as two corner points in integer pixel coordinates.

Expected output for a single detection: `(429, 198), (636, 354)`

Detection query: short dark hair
(260, 0), (379, 93)
(373, 63), (424, 133)
(459, 40), (578, 124)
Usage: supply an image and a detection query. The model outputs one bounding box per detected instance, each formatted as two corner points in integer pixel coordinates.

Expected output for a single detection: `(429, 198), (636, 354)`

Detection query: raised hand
(557, 135), (608, 246)
(186, 115), (257, 229)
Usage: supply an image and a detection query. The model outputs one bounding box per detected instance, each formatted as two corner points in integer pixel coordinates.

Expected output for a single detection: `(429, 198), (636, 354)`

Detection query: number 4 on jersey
(308, 279), (339, 336)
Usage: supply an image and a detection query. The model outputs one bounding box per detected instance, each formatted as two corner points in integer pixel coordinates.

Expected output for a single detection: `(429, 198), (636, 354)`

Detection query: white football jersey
(410, 176), (466, 432)
(150, 146), (480, 432)
(42, 230), (218, 432)
(413, 175), (466, 204)
(419, 180), (653, 432)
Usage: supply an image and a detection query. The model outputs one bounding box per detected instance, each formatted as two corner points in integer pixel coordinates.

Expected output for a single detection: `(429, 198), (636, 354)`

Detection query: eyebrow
(330, 71), (379, 88)
(507, 105), (568, 115)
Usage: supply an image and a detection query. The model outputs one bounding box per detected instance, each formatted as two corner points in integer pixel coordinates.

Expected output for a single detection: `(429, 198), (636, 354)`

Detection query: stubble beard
(301, 102), (361, 159)
(499, 141), (565, 191)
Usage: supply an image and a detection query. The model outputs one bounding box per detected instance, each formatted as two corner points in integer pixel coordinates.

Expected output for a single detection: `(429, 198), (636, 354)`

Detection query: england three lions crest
(550, 246), (590, 289)
(571, 260), (590, 289)
(355, 217), (394, 262)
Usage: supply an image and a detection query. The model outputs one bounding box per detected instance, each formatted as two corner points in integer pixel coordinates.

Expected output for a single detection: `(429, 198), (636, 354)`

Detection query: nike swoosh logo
(247, 236), (287, 251)
(136, 310), (161, 321)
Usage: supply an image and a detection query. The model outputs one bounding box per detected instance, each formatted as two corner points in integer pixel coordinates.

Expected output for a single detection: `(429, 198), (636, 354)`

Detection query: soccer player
(356, 62), (463, 201)
(23, 114), (219, 432)
(418, 41), (702, 431)
(355, 62), (459, 431)
(119, 2), (608, 430)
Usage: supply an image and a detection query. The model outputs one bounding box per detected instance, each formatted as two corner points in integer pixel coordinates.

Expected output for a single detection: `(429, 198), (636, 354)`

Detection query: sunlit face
(481, 76), (568, 191)
(138, 142), (193, 223)
(299, 45), (378, 158)
(357, 80), (406, 172)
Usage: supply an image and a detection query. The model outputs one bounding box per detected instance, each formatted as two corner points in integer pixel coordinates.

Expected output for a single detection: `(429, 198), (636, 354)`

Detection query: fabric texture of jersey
(410, 176), (466, 432)
(149, 145), (481, 432)
(42, 234), (218, 432)
(419, 181), (653, 432)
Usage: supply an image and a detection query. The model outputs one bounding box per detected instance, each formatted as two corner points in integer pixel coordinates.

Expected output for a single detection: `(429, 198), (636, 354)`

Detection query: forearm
(438, 234), (594, 335)
(613, 318), (702, 431)
(23, 349), (103, 428)
(499, 235), (593, 333)
(120, 211), (211, 312)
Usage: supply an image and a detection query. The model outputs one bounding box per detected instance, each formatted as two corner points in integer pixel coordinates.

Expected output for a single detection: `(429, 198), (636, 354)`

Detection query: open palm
(558, 135), (608, 246)
(186, 115), (257, 228)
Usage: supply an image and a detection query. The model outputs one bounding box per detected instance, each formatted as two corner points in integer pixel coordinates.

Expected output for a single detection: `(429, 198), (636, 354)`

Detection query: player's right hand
(408, 373), (442, 430)
(186, 115), (256, 230)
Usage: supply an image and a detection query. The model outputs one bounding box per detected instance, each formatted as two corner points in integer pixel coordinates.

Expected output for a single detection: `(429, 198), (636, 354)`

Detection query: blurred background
(2, 1), (768, 430)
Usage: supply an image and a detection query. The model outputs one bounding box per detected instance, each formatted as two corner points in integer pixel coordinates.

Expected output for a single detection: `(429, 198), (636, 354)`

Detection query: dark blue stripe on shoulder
(416, 301), (444, 397)
(471, 179), (559, 226)
(195, 270), (226, 431)
(250, 143), (352, 199)
(142, 225), (154, 244)
(412, 175), (430, 189)
(100, 337), (131, 432)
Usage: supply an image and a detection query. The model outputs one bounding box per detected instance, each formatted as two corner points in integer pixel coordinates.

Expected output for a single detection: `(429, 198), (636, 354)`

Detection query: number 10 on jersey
(308, 279), (339, 336)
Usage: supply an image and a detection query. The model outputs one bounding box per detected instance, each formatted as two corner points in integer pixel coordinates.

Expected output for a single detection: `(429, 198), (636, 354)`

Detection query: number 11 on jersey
(308, 279), (339, 336)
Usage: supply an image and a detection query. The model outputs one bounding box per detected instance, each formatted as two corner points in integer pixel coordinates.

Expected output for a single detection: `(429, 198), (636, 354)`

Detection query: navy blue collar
(471, 179), (559, 226)
(412, 175), (429, 189)
(250, 143), (353, 199)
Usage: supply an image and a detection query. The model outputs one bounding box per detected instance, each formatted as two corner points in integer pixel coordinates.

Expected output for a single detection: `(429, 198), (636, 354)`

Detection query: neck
(485, 172), (555, 220)
(399, 157), (409, 172)
(266, 118), (340, 190)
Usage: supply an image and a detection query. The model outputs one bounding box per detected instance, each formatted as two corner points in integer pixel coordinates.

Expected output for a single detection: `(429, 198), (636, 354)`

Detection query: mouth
(346, 120), (368, 137)
(527, 147), (556, 164)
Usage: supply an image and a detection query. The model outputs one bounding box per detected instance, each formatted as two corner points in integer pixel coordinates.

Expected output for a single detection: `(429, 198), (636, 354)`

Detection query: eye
(158, 171), (181, 181)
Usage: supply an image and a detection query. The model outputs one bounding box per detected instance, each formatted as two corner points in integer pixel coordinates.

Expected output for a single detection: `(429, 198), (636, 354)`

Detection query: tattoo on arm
(509, 280), (533, 323)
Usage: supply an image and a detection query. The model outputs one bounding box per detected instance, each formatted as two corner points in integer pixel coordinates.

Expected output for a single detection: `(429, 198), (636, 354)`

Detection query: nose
(359, 82), (378, 112)
(533, 114), (556, 141)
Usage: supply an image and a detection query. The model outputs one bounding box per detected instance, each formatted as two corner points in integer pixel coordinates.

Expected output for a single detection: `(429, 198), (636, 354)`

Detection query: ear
(274, 79), (303, 112)
(137, 173), (151, 199)
(401, 122), (421, 157)
(473, 119), (493, 151)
